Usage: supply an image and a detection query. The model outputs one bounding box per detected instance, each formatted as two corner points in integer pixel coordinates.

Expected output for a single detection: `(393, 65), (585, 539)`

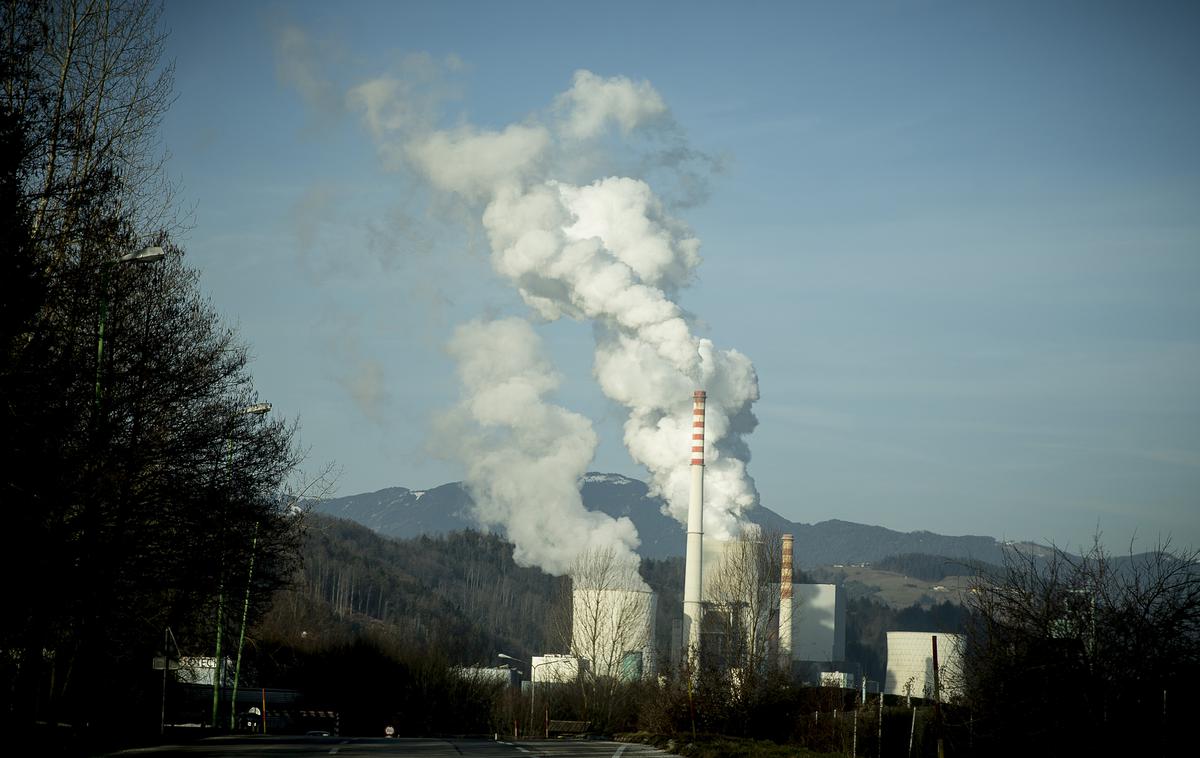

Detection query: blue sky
(159, 0), (1199, 553)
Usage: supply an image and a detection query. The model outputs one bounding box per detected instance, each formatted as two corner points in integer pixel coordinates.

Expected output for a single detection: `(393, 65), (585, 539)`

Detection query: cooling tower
(682, 390), (706, 662)
(884, 632), (965, 700)
(571, 587), (657, 679)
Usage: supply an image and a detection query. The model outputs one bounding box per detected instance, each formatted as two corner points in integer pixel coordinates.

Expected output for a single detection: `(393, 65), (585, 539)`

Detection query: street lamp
(212, 401), (272, 730)
(497, 652), (523, 672)
(228, 402), (271, 730)
(156, 626), (180, 735)
(95, 246), (167, 409)
(118, 246), (166, 263)
(499, 653), (562, 738)
(497, 653), (531, 734)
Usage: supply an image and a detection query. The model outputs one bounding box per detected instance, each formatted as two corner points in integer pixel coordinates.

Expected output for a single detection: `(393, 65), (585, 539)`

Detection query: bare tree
(552, 546), (654, 730)
(2, 0), (176, 257)
(963, 537), (1200, 757)
(703, 528), (781, 677)
(0, 2), (308, 737)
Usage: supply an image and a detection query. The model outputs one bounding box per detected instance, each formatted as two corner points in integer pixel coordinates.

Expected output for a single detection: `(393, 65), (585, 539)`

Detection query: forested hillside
(258, 514), (569, 664)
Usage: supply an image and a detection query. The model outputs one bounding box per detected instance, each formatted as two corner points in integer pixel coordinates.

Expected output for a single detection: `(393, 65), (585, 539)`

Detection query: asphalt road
(104, 735), (675, 757)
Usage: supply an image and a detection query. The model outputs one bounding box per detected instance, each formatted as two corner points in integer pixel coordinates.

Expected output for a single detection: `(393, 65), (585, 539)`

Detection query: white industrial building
(820, 671), (856, 689)
(571, 587), (657, 679)
(884, 631), (965, 700)
(531, 654), (582, 683)
(785, 583), (847, 664)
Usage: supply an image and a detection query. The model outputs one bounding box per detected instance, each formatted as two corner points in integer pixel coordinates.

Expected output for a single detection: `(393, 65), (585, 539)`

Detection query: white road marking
(612, 745), (629, 757)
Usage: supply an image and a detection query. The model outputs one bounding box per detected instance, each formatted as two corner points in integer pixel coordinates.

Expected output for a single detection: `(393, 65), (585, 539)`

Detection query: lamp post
(94, 246), (165, 410)
(497, 653), (530, 735)
(499, 653), (561, 738)
(212, 401), (272, 730)
(227, 521), (258, 730)
(226, 402), (270, 729)
(157, 626), (180, 735)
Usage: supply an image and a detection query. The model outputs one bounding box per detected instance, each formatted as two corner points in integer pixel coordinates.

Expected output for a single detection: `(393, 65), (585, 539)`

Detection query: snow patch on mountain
(582, 472), (635, 485)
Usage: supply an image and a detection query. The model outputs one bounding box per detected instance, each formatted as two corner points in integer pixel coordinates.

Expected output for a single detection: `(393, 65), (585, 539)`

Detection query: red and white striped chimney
(779, 533), (794, 669)
(682, 390), (706, 662)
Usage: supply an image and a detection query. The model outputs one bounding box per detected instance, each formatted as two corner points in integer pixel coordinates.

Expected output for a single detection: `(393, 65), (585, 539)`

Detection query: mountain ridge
(314, 472), (1015, 567)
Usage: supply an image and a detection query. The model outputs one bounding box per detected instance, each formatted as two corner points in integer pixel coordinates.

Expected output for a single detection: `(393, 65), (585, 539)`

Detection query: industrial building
(820, 671), (856, 689)
(786, 583), (847, 664)
(768, 581), (849, 684)
(531, 654), (583, 683)
(571, 586), (658, 679)
(884, 631), (965, 701)
(667, 390), (854, 688)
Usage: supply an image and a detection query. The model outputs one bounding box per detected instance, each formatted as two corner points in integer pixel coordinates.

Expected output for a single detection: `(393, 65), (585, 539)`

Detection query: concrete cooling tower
(884, 631), (965, 700)
(572, 587), (657, 680)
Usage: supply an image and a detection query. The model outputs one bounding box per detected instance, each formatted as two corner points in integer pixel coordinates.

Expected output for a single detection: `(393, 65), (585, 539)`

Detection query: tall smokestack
(682, 390), (706, 663)
(779, 533), (794, 670)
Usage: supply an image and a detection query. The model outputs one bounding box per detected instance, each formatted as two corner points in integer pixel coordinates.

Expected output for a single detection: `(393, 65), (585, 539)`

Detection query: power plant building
(784, 583), (847, 664)
(571, 587), (657, 679)
(884, 632), (965, 700)
(531, 654), (582, 683)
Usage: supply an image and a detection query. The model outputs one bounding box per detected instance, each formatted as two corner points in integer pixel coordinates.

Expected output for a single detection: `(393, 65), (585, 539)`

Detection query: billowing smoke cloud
(349, 66), (760, 567)
(442, 318), (642, 576)
(555, 70), (668, 140)
(480, 176), (759, 538)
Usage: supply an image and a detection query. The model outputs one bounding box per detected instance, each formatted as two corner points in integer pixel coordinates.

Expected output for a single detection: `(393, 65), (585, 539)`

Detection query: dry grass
(827, 565), (974, 608)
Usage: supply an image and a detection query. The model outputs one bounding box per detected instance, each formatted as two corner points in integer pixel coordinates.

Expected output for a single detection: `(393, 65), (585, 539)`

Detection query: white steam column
(779, 533), (794, 670)
(682, 390), (706, 663)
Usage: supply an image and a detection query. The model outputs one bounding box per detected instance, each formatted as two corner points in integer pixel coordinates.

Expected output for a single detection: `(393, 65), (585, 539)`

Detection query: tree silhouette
(963, 538), (1200, 756)
(1, 1), (305, 740)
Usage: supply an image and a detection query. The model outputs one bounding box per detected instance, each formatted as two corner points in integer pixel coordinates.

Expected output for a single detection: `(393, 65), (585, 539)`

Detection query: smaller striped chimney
(682, 390), (706, 662)
(779, 533), (794, 670)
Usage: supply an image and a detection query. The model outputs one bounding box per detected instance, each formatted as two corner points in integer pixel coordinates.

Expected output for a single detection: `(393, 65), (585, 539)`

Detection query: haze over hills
(314, 472), (1013, 567)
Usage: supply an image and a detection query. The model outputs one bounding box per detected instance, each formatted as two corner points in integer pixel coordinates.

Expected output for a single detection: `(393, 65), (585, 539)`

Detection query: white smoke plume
(442, 318), (642, 577)
(351, 67), (760, 560)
